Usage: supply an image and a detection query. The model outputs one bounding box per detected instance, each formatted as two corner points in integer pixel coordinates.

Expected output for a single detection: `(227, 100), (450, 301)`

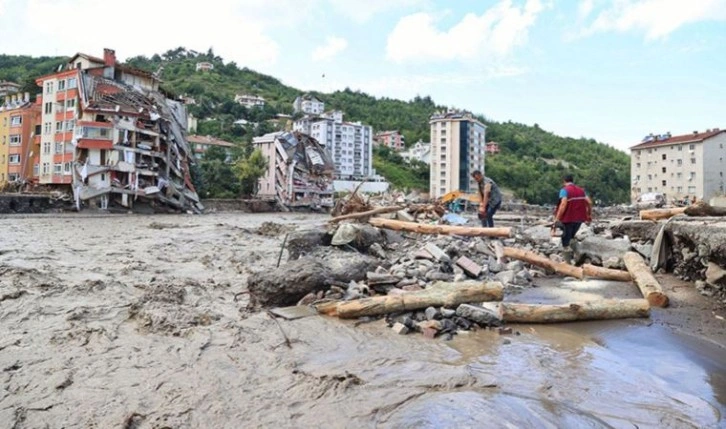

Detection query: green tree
(235, 149), (268, 196)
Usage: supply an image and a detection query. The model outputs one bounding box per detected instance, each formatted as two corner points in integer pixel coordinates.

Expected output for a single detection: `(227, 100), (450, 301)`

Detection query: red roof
(631, 129), (724, 150)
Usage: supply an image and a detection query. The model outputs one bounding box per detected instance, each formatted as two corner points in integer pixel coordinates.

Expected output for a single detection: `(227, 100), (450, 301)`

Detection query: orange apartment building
(0, 93), (40, 184)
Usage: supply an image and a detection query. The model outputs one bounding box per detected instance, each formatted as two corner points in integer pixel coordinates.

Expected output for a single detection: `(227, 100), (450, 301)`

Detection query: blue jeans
(480, 202), (501, 227)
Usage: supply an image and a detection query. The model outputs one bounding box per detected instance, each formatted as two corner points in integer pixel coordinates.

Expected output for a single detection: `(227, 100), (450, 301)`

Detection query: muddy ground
(0, 212), (725, 428)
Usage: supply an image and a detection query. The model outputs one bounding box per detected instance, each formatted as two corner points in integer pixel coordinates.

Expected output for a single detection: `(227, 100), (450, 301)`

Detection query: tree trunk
(684, 201), (726, 217)
(582, 264), (633, 282)
(639, 207), (686, 221)
(623, 251), (669, 307)
(321, 280), (503, 319)
(499, 299), (650, 323)
(329, 206), (404, 223)
(368, 218), (512, 238)
(502, 247), (584, 279)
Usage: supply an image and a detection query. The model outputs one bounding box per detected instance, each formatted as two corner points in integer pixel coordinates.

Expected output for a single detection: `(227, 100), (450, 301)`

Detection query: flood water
(0, 213), (724, 428)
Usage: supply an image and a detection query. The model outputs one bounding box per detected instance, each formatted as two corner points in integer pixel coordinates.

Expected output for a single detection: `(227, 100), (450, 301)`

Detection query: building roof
(630, 129), (724, 150)
(68, 52), (106, 65)
(187, 135), (235, 148)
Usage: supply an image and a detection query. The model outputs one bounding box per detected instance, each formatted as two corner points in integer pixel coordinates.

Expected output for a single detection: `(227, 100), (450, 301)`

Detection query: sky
(1, 0), (725, 152)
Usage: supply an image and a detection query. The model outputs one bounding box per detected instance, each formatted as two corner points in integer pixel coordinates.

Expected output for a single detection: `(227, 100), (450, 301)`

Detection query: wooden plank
(368, 218), (512, 238)
(499, 299), (650, 323)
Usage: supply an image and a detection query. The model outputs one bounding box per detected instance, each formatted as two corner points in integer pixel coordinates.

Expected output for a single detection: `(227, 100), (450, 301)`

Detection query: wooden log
(329, 206), (403, 223)
(368, 218), (512, 238)
(684, 201), (726, 217)
(582, 264), (633, 282)
(329, 280), (503, 319)
(639, 207), (686, 221)
(623, 251), (669, 307)
(502, 247), (584, 279)
(499, 299), (650, 323)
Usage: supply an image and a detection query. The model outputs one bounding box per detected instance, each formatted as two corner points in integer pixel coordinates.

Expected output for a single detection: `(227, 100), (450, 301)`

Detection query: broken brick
(455, 256), (482, 278)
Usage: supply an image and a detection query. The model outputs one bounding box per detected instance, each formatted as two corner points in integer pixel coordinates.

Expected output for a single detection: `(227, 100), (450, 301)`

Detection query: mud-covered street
(1, 213), (725, 428)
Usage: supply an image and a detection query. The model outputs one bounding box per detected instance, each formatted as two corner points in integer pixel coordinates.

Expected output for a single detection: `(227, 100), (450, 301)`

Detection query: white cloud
(583, 0), (726, 40)
(8, 0), (324, 70)
(328, 0), (426, 24)
(311, 37), (348, 62)
(578, 0), (595, 20)
(386, 0), (546, 63)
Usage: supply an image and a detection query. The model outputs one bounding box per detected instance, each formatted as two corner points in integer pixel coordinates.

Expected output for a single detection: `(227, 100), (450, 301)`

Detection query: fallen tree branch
(502, 247), (584, 279)
(684, 201), (726, 217)
(499, 299), (650, 323)
(368, 218), (512, 238)
(317, 280), (503, 319)
(639, 207), (686, 221)
(329, 206), (404, 223)
(266, 310), (293, 348)
(582, 264), (632, 282)
(623, 251), (669, 307)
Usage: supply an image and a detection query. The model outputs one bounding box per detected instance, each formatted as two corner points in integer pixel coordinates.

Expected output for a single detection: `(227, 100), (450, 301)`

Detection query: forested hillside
(0, 48), (630, 204)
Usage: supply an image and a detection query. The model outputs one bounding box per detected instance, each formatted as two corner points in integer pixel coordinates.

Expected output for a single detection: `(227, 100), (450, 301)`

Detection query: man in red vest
(553, 174), (592, 257)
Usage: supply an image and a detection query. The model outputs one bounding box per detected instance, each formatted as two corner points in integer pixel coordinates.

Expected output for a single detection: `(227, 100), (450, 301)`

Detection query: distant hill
(0, 47), (630, 204)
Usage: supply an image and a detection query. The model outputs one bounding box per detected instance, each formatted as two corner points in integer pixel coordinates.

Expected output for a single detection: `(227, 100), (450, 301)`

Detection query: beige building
(429, 110), (486, 198)
(630, 129), (726, 202)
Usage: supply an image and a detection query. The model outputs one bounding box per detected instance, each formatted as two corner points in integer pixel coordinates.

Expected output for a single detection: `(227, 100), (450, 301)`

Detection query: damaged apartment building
(35, 49), (202, 212)
(253, 131), (335, 209)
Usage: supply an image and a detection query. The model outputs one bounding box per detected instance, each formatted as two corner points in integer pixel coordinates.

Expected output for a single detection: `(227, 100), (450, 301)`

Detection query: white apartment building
(293, 94), (325, 115)
(630, 129), (726, 202)
(429, 111), (486, 198)
(400, 140), (431, 164)
(295, 111), (373, 179)
(234, 94), (266, 108)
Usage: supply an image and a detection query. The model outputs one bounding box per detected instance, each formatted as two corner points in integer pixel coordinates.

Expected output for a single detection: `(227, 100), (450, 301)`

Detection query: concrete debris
(391, 322), (410, 335)
(455, 256), (482, 278)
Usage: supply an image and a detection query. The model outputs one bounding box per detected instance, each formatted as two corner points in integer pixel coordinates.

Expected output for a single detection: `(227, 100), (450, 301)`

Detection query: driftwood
(502, 247), (584, 279)
(684, 201), (726, 217)
(368, 218), (512, 238)
(329, 206), (403, 223)
(623, 251), (669, 307)
(499, 299), (650, 323)
(318, 280), (503, 319)
(639, 207), (686, 221)
(582, 264), (633, 282)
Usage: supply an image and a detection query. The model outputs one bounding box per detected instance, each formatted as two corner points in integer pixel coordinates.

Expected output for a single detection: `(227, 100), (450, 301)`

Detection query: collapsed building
(35, 49), (202, 213)
(254, 131), (335, 209)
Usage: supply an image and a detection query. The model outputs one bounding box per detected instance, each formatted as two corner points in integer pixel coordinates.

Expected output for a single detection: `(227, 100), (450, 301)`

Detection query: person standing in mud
(553, 174), (592, 261)
(472, 170), (502, 228)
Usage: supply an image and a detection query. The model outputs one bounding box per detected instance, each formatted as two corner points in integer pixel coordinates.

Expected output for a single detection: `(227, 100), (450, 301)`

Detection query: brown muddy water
(0, 213), (724, 428)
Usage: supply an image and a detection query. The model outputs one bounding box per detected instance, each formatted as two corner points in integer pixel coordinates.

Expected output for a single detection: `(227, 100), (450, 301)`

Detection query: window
(43, 142), (51, 154)
(57, 79), (66, 91)
(65, 120), (75, 132)
(8, 173), (18, 181)
(68, 77), (77, 89)
(662, 154), (666, 160)
(677, 186), (683, 193)
(635, 175), (640, 181)
(662, 180), (667, 186)
(33, 164), (39, 176)
(647, 174), (653, 180)
(440, 179), (446, 186)
(8, 154), (20, 164)
(647, 149), (652, 154)
(647, 187), (653, 192)
(9, 135), (21, 146)
(10, 115), (21, 126)
(677, 159), (683, 166)
(689, 144), (695, 150)
(44, 102), (52, 114)
(42, 162), (50, 174)
(55, 143), (63, 154)
(677, 172), (682, 179)
(688, 186), (696, 194)
(55, 121), (63, 133)
(53, 164), (62, 174)
(678, 145), (683, 151)
(45, 81), (53, 94)
(662, 167), (666, 173)
(636, 162), (641, 168)
(690, 172), (696, 179)
(44, 122), (51, 135)
(691, 158), (696, 164)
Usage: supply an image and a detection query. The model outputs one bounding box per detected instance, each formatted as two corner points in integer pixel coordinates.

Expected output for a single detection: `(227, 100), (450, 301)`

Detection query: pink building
(485, 141), (500, 154)
(374, 130), (405, 151)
